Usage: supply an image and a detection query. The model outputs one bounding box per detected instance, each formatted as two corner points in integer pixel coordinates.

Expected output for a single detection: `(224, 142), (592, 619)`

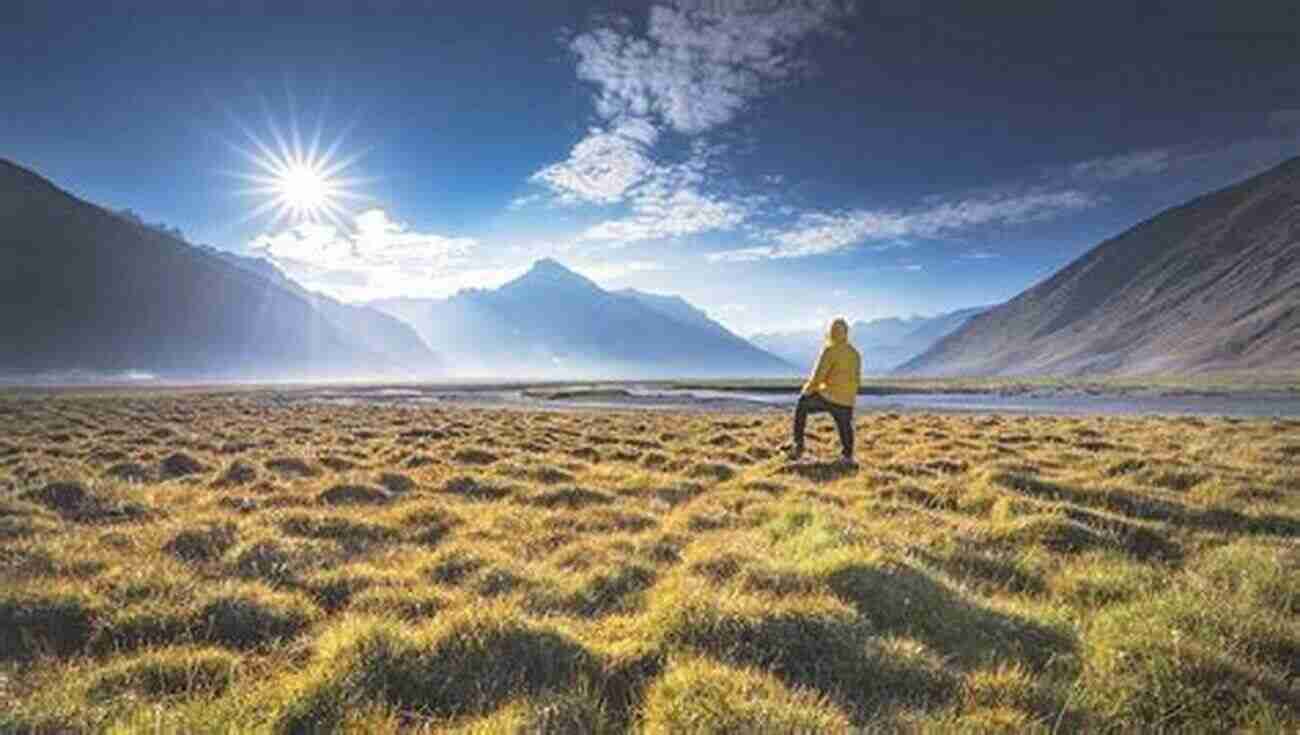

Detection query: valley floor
(1, 393), (1297, 732)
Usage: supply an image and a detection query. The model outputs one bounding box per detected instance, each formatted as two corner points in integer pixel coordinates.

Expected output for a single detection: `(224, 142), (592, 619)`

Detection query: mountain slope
(0, 159), (433, 380)
(210, 248), (437, 368)
(615, 288), (735, 340)
(371, 259), (797, 378)
(898, 157), (1300, 376)
(751, 307), (989, 373)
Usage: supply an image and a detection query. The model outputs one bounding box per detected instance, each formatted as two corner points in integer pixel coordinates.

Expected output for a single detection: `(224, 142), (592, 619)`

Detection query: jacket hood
(827, 318), (849, 345)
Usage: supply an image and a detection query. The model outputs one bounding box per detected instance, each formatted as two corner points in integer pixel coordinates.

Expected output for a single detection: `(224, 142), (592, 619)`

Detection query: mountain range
(6, 152), (1298, 382)
(750, 307), (989, 373)
(369, 259), (797, 379)
(0, 159), (436, 381)
(898, 156), (1300, 376)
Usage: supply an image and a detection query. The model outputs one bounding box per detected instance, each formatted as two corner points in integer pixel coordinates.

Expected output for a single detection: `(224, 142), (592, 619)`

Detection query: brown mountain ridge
(898, 156), (1300, 376)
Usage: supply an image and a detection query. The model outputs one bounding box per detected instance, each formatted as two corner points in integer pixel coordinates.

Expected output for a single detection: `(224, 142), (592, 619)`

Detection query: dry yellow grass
(0, 393), (1297, 732)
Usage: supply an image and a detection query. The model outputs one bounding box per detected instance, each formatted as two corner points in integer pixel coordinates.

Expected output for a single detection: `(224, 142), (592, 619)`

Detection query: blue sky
(5, 1), (1299, 333)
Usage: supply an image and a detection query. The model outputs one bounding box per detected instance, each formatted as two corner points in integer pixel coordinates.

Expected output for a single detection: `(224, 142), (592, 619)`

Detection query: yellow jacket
(802, 320), (861, 407)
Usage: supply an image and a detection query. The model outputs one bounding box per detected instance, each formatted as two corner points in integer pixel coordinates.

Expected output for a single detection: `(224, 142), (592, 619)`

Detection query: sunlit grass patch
(641, 656), (852, 733)
(276, 607), (600, 730)
(164, 521), (239, 562)
(265, 456), (320, 479)
(193, 582), (320, 650)
(1047, 551), (1167, 608)
(1, 395), (1297, 731)
(20, 480), (152, 524)
(87, 646), (239, 702)
(645, 579), (958, 720)
(278, 512), (400, 552)
(228, 536), (324, 585)
(441, 474), (513, 501)
(317, 483), (392, 505)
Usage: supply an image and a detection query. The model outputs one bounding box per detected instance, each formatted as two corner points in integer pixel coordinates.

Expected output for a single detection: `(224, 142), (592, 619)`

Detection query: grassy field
(1, 393), (1297, 732)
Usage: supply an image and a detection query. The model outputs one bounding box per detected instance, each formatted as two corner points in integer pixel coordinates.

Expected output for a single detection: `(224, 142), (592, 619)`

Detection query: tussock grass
(0, 586), (98, 660)
(641, 656), (852, 733)
(277, 609), (599, 730)
(87, 646), (239, 701)
(0, 393), (1297, 731)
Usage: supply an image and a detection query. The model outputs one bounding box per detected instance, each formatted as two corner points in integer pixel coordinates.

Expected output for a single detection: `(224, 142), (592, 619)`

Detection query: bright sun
(279, 163), (330, 212)
(230, 116), (363, 228)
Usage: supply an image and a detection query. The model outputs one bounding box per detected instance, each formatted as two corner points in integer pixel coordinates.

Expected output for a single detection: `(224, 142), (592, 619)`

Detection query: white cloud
(250, 208), (478, 301)
(1069, 148), (1175, 181)
(570, 259), (666, 282)
(706, 245), (778, 263)
(709, 189), (1097, 261)
(530, 122), (658, 204)
(580, 186), (751, 243)
(528, 1), (850, 210)
(570, 2), (848, 135)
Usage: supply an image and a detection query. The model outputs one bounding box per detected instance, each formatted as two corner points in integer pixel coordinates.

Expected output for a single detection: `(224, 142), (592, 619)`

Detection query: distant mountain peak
(505, 258), (600, 292)
(371, 259), (796, 379)
(530, 257), (570, 273)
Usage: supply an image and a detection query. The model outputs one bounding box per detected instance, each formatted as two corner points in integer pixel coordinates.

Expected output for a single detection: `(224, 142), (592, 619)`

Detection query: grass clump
(159, 451), (207, 479)
(452, 448), (500, 465)
(641, 656), (852, 733)
(1079, 543), (1300, 729)
(648, 580), (956, 718)
(0, 587), (98, 660)
(525, 486), (615, 509)
(87, 646), (239, 701)
(442, 475), (513, 501)
(213, 460), (257, 487)
(277, 607), (599, 731)
(1048, 551), (1167, 608)
(279, 513), (399, 551)
(21, 480), (151, 523)
(193, 583), (320, 650)
(164, 521), (239, 562)
(230, 538), (332, 584)
(266, 456), (320, 478)
(318, 483), (392, 505)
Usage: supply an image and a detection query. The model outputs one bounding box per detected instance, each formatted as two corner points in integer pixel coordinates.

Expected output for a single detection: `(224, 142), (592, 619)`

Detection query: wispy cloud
(1068, 148), (1175, 181)
(529, 1), (850, 210)
(710, 189), (1096, 261)
(530, 120), (658, 205)
(580, 185), (752, 243)
(250, 208), (478, 300)
(573, 1), (850, 136)
(570, 259), (666, 282)
(556, 137), (757, 245)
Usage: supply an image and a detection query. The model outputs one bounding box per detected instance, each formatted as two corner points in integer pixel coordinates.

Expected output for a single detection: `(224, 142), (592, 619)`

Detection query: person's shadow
(779, 460), (859, 483)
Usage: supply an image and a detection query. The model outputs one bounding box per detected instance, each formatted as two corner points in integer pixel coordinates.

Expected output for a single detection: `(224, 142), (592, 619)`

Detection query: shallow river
(298, 384), (1300, 418)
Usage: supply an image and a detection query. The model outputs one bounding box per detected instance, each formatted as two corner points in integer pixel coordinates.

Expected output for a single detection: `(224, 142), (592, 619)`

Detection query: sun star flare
(230, 114), (366, 230)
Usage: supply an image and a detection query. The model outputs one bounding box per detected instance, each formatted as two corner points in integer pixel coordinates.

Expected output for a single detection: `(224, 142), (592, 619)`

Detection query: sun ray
(227, 105), (366, 227)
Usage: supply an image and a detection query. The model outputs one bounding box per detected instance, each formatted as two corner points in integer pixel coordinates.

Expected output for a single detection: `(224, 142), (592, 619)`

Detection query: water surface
(298, 383), (1300, 417)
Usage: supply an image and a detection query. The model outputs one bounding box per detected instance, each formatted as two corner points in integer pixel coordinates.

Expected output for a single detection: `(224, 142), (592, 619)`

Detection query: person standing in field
(790, 318), (861, 462)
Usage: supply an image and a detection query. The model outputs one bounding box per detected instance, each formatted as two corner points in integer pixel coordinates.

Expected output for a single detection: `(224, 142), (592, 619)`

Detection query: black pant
(793, 393), (854, 458)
